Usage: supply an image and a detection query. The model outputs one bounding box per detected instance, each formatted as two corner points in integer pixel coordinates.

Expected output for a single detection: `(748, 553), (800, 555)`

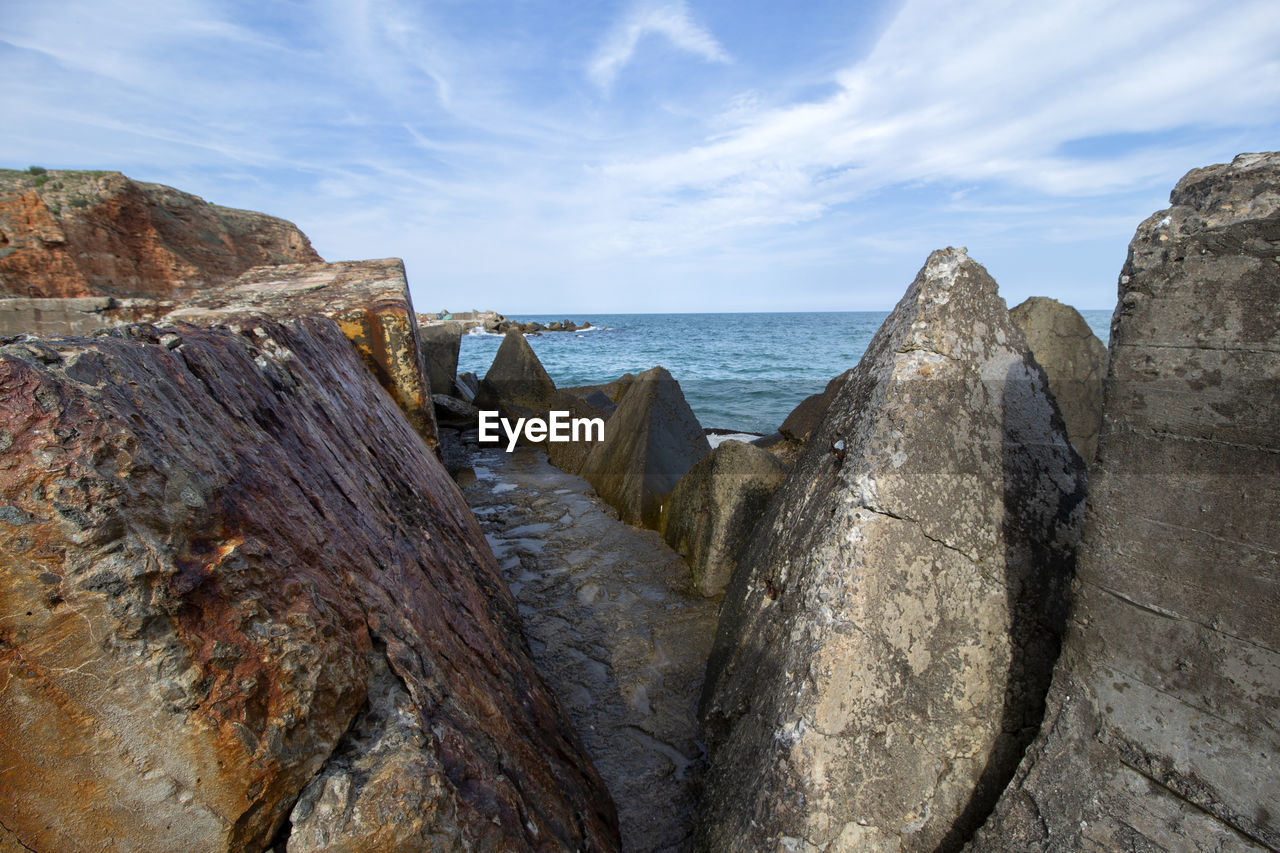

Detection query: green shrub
(26, 165), (47, 175)
(69, 196), (89, 208)
(33, 175), (49, 186)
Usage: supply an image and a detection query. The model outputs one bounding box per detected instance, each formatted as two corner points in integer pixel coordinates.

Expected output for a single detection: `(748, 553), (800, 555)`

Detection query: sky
(2, 0), (1277, 313)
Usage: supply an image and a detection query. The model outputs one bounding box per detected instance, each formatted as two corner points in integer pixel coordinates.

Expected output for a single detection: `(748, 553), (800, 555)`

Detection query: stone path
(458, 444), (720, 853)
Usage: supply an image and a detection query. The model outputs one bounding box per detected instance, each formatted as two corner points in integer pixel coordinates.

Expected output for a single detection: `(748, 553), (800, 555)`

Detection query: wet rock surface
(698, 248), (1085, 852)
(969, 152), (1280, 852)
(1009, 296), (1107, 463)
(0, 318), (617, 852)
(0, 169), (319, 299)
(460, 442), (720, 852)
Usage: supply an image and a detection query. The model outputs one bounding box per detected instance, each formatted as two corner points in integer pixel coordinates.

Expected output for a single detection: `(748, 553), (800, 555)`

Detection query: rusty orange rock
(0, 169), (319, 299)
(0, 318), (618, 852)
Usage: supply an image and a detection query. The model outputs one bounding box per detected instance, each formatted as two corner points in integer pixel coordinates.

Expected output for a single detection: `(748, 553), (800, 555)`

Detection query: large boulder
(0, 169), (319, 299)
(0, 318), (618, 852)
(477, 328), (556, 414)
(168, 258), (439, 451)
(697, 248), (1085, 851)
(581, 366), (711, 530)
(969, 153), (1280, 851)
(661, 440), (788, 597)
(1010, 296), (1107, 463)
(418, 321), (462, 398)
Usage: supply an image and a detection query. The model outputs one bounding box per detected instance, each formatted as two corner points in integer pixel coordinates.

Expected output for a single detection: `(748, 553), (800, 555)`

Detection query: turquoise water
(457, 310), (1114, 435)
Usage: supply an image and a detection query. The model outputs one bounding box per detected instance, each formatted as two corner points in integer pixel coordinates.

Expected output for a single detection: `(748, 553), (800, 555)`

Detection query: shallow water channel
(458, 443), (720, 852)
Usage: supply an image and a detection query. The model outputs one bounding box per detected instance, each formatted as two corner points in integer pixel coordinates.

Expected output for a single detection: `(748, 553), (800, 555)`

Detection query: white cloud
(588, 1), (730, 91)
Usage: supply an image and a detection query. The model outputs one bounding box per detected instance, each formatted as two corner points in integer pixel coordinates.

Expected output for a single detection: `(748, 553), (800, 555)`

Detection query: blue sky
(3, 0), (1277, 313)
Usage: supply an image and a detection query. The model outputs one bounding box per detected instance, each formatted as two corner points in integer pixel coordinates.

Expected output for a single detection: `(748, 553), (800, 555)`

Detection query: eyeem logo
(478, 410), (605, 452)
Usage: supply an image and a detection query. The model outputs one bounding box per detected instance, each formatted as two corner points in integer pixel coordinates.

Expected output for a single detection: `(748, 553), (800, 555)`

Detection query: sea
(457, 311), (1114, 436)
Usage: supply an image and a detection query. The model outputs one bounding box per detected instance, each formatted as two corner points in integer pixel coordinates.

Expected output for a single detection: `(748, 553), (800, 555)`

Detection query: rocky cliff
(0, 317), (618, 851)
(0, 169), (319, 299)
(697, 248), (1085, 851)
(969, 152), (1280, 851)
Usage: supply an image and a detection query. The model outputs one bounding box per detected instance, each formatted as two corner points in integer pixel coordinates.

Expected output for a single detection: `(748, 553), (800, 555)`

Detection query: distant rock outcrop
(661, 440), (788, 597)
(168, 258), (439, 451)
(0, 169), (319, 299)
(1010, 296), (1107, 463)
(581, 366), (710, 530)
(970, 152), (1280, 852)
(697, 248), (1085, 851)
(0, 318), (618, 852)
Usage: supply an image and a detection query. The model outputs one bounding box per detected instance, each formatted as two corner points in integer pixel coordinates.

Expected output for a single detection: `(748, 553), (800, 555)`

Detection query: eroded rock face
(661, 440), (788, 598)
(169, 259), (438, 450)
(581, 366), (710, 530)
(969, 153), (1280, 852)
(697, 248), (1085, 852)
(0, 318), (618, 852)
(0, 170), (319, 299)
(1010, 296), (1107, 463)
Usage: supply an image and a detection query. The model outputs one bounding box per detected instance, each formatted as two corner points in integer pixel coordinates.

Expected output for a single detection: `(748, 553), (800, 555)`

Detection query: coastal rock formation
(1010, 296), (1107, 463)
(582, 366), (711, 530)
(418, 320), (462, 400)
(661, 440), (788, 598)
(779, 371), (850, 444)
(969, 152), (1280, 851)
(477, 327), (557, 415)
(168, 259), (438, 450)
(0, 317), (618, 852)
(698, 248), (1085, 851)
(0, 169), (319, 299)
(545, 389), (611, 477)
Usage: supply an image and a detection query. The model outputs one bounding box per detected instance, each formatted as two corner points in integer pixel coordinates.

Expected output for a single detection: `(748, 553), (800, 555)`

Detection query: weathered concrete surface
(419, 320), (462, 404)
(546, 388), (612, 477)
(0, 318), (618, 852)
(0, 169), (319, 299)
(969, 152), (1280, 852)
(661, 440), (788, 598)
(168, 259), (438, 450)
(478, 328), (557, 415)
(1010, 296), (1107, 463)
(698, 248), (1085, 852)
(461, 444), (720, 852)
(582, 366), (710, 530)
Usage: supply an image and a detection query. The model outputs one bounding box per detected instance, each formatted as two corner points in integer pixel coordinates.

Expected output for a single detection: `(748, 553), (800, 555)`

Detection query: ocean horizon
(458, 309), (1114, 434)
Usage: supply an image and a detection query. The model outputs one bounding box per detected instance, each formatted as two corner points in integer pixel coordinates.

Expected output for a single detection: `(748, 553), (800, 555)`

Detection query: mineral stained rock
(0, 318), (618, 852)
(661, 440), (788, 598)
(697, 248), (1085, 852)
(1010, 296), (1107, 463)
(0, 169), (319, 299)
(968, 152), (1280, 852)
(168, 258), (438, 451)
(582, 366), (711, 530)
